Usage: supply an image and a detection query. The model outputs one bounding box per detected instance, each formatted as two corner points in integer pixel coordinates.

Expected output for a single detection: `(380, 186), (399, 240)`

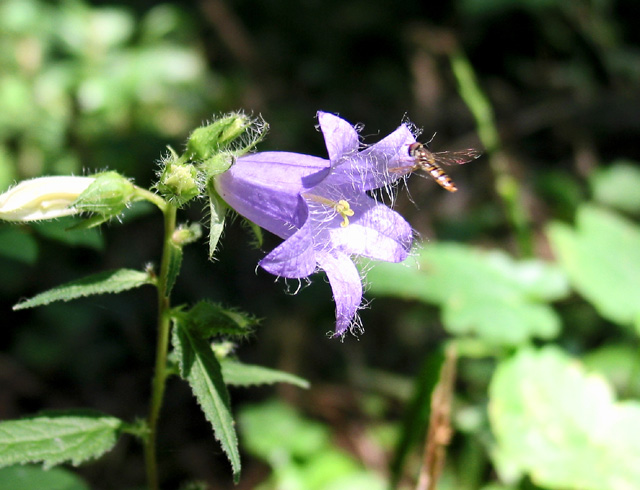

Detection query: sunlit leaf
(547, 205), (640, 329)
(489, 347), (640, 490)
(171, 319), (240, 481)
(590, 161), (640, 214)
(367, 243), (568, 345)
(13, 268), (153, 310)
(0, 411), (124, 470)
(220, 359), (309, 389)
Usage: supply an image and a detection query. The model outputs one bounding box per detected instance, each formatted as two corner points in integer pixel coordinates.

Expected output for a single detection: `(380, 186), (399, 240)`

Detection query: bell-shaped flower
(215, 112), (416, 336)
(0, 176), (96, 222)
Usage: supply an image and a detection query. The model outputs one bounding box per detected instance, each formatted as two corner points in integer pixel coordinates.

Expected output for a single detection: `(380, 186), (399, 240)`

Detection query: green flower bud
(172, 222), (202, 246)
(200, 152), (234, 178)
(73, 171), (136, 216)
(186, 113), (252, 161)
(157, 161), (200, 206)
(185, 113), (268, 167)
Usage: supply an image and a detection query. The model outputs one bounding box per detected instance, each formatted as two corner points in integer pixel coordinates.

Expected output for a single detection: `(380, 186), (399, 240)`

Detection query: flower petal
(334, 124), (416, 191)
(329, 196), (412, 262)
(215, 152), (329, 238)
(317, 251), (363, 335)
(318, 112), (359, 163)
(259, 218), (317, 278)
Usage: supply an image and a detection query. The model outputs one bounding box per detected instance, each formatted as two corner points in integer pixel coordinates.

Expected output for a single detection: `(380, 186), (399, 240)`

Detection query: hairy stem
(144, 205), (177, 490)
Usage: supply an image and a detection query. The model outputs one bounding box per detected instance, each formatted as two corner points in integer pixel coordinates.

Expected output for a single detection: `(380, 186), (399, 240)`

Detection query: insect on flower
(392, 136), (481, 192)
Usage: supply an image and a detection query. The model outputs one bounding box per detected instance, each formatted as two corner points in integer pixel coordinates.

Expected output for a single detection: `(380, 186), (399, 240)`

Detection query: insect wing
(431, 149), (482, 166)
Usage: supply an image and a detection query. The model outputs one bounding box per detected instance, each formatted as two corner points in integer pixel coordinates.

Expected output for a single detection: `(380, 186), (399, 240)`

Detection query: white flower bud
(0, 176), (96, 222)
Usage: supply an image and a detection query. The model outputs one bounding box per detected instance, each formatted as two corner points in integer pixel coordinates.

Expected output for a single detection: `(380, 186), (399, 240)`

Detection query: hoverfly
(393, 139), (481, 192)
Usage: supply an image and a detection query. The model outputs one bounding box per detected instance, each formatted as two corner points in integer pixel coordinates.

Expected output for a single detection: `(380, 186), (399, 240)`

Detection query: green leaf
(590, 161), (640, 214)
(220, 359), (309, 389)
(489, 347), (640, 490)
(171, 319), (240, 481)
(0, 465), (90, 490)
(367, 243), (568, 345)
(178, 301), (256, 338)
(0, 411), (124, 470)
(13, 268), (153, 310)
(31, 218), (104, 251)
(547, 205), (640, 329)
(0, 226), (38, 264)
(206, 182), (226, 258)
(164, 241), (182, 297)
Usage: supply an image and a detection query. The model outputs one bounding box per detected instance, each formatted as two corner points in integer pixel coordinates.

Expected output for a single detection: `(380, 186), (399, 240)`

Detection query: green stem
(144, 205), (177, 490)
(449, 50), (533, 257)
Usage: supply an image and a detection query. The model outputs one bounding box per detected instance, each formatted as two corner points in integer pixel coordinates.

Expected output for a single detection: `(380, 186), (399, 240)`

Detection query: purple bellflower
(214, 112), (416, 336)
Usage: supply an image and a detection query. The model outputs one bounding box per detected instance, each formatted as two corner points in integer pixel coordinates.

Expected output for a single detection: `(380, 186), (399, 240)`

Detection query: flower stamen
(303, 193), (355, 227)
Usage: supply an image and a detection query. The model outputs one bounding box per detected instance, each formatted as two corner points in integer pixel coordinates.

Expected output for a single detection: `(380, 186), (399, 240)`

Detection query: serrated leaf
(367, 243), (568, 345)
(207, 185), (226, 258)
(179, 301), (256, 338)
(547, 205), (640, 329)
(13, 268), (153, 310)
(489, 347), (640, 490)
(0, 411), (124, 470)
(0, 465), (90, 490)
(220, 359), (309, 388)
(171, 320), (240, 480)
(165, 241), (182, 296)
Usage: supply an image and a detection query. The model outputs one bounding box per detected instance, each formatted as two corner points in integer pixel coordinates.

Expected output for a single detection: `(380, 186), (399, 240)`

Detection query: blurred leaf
(0, 411), (124, 470)
(239, 400), (329, 460)
(171, 318), (240, 481)
(0, 226), (38, 264)
(367, 243), (568, 345)
(220, 359), (309, 389)
(489, 347), (640, 490)
(13, 268), (152, 310)
(0, 465), (89, 490)
(30, 219), (104, 250)
(239, 400), (385, 490)
(547, 205), (640, 329)
(582, 344), (640, 398)
(590, 161), (640, 214)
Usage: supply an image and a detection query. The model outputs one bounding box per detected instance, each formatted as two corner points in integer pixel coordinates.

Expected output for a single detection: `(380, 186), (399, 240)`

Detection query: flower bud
(172, 222), (202, 246)
(0, 176), (95, 222)
(73, 171), (135, 216)
(186, 113), (252, 161)
(157, 161), (200, 206)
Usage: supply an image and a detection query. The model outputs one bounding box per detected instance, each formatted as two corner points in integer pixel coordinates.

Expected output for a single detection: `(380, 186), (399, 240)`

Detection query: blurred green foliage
(1, 0), (639, 488)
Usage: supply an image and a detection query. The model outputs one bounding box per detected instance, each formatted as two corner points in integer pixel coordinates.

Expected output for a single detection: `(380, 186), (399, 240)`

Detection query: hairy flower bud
(157, 161), (200, 206)
(0, 176), (95, 221)
(186, 113), (253, 161)
(73, 171), (136, 216)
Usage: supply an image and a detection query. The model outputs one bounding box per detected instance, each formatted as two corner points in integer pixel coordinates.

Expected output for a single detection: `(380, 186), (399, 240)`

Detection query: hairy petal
(318, 112), (359, 163)
(329, 196), (412, 261)
(259, 219), (317, 278)
(317, 251), (363, 335)
(340, 124), (416, 191)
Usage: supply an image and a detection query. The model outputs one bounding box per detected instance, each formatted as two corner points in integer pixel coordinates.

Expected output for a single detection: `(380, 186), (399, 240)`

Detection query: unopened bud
(73, 172), (135, 216)
(0, 176), (95, 222)
(157, 162), (200, 206)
